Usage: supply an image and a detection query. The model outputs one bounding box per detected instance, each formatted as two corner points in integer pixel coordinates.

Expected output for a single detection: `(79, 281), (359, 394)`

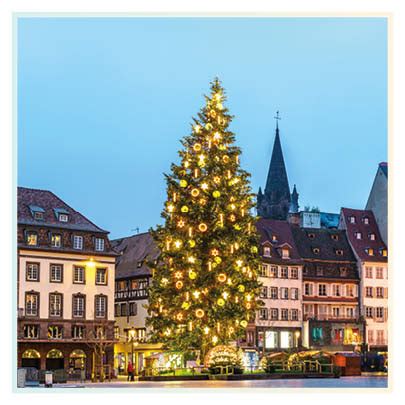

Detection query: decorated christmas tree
(146, 78), (262, 359)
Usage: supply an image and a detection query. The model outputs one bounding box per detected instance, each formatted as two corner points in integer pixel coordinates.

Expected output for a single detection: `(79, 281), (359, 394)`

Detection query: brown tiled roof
(290, 226), (356, 262)
(341, 208), (387, 262)
(256, 218), (303, 264)
(111, 232), (159, 279)
(18, 187), (108, 233)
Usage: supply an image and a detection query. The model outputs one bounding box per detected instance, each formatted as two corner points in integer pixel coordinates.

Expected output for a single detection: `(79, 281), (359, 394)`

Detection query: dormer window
(95, 237), (105, 252)
(26, 231), (38, 246)
(363, 217), (370, 225)
(263, 246), (271, 257)
(54, 208), (69, 223)
(316, 266), (323, 276)
(369, 233), (376, 241)
(281, 248), (290, 259)
(29, 205), (45, 221)
(59, 214), (68, 222)
(331, 234), (339, 241)
(365, 248), (374, 256)
(355, 232), (362, 240)
(271, 235), (277, 242)
(335, 249), (344, 256)
(340, 267), (348, 277)
(34, 212), (43, 220)
(380, 248), (387, 257)
(312, 247), (320, 255)
(51, 234), (62, 248)
(308, 233), (315, 239)
(349, 216), (356, 224)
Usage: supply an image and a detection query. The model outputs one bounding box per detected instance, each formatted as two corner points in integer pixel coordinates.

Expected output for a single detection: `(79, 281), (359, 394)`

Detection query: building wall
(366, 166), (388, 244)
(18, 250), (115, 320)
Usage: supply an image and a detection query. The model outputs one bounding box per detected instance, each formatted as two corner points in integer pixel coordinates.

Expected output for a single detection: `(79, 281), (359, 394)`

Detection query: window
(270, 266), (278, 278)
(263, 246), (271, 257)
(332, 307), (340, 318)
(270, 308), (278, 320)
(308, 233), (315, 239)
(95, 237), (105, 252)
(73, 266), (85, 284)
(51, 234), (62, 248)
(335, 249), (344, 256)
(281, 309), (289, 320)
(290, 309), (299, 321)
(265, 331), (277, 349)
(48, 325), (63, 339)
(26, 231), (38, 246)
(270, 287), (278, 299)
(365, 307), (373, 318)
(291, 288), (299, 300)
(365, 267), (373, 278)
(259, 286), (268, 298)
(318, 284), (327, 296)
(50, 264), (63, 282)
(280, 287), (289, 300)
(25, 293), (39, 316)
(346, 307), (354, 318)
(34, 211), (43, 220)
(376, 330), (385, 344)
(26, 263), (39, 281)
(376, 287), (384, 298)
(346, 285), (354, 297)
(73, 235), (83, 250)
(114, 326), (120, 339)
(381, 248), (388, 257)
(340, 267), (348, 277)
(366, 248), (374, 256)
(365, 287), (373, 298)
(316, 266), (324, 276)
(375, 307), (384, 319)
(332, 284), (341, 297)
(96, 268), (107, 285)
(95, 295), (107, 318)
(280, 267), (288, 279)
(363, 217), (369, 225)
(49, 293), (63, 317)
(259, 264), (268, 277)
(349, 216), (356, 224)
(376, 267), (384, 279)
(368, 329), (374, 344)
(59, 214), (69, 222)
(114, 303), (120, 317)
(290, 267), (299, 279)
(331, 234), (339, 241)
(258, 308), (268, 320)
(72, 325), (85, 339)
(23, 325), (39, 339)
(304, 283), (313, 296)
(95, 326), (105, 339)
(355, 232), (362, 240)
(72, 295), (85, 317)
(281, 248), (290, 259)
(129, 302), (137, 316)
(369, 233), (376, 241)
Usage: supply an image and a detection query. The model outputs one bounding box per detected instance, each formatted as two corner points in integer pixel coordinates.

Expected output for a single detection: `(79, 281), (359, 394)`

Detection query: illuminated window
(349, 216), (356, 224)
(48, 325), (63, 339)
(355, 232), (362, 240)
(25, 293), (39, 316)
(49, 293), (63, 317)
(346, 284), (354, 297)
(23, 324), (39, 339)
(95, 268), (107, 285)
(95, 238), (105, 252)
(363, 217), (369, 225)
(369, 233), (376, 241)
(26, 263), (39, 281)
(26, 231), (38, 246)
(366, 248), (374, 256)
(59, 214), (68, 222)
(381, 249), (388, 257)
(51, 234), (62, 248)
(263, 246), (271, 257)
(265, 331), (277, 349)
(73, 235), (83, 250)
(270, 266), (278, 278)
(280, 331), (292, 348)
(281, 248), (290, 259)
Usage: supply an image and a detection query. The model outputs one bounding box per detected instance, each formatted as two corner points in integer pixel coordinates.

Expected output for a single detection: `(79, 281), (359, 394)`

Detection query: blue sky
(17, 17), (387, 239)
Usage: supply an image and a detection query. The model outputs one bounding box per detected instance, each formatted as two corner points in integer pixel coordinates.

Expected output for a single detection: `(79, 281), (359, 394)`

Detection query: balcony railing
(115, 289), (148, 300)
(304, 313), (358, 321)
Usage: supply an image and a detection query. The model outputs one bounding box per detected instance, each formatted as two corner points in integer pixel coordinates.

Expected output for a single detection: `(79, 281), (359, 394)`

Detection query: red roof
(341, 208), (387, 262)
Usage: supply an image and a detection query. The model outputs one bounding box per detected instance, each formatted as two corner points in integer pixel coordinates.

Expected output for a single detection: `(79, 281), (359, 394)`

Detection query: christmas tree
(146, 78), (262, 359)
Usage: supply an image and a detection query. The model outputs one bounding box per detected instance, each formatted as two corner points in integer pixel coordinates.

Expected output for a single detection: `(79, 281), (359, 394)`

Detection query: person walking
(127, 361), (134, 382)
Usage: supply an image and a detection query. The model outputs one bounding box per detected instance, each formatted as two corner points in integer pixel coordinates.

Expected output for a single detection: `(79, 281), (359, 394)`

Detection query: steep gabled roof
(341, 207), (387, 262)
(111, 232), (159, 279)
(18, 187), (108, 233)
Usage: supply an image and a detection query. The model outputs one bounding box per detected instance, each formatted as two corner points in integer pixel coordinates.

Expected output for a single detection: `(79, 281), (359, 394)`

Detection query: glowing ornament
(217, 273), (227, 283)
(176, 313), (184, 321)
(180, 180), (188, 188)
(199, 198), (207, 206)
(222, 291), (229, 300)
(195, 309), (205, 318)
(234, 242), (239, 250)
(214, 92), (222, 101)
(245, 294), (252, 302)
(238, 284), (245, 292)
(193, 143), (202, 152)
(164, 328), (171, 336)
(218, 144), (227, 150)
(194, 169), (199, 178)
(193, 290), (201, 299)
(214, 256), (222, 264)
(217, 298), (225, 307)
(250, 246), (258, 253)
(188, 270), (197, 280)
(212, 190), (221, 198)
(213, 132), (221, 141)
(188, 240), (196, 248)
(211, 248), (219, 256)
(181, 205), (189, 213)
(219, 213), (224, 226)
(188, 321), (193, 331)
(184, 161), (190, 168)
(175, 281), (183, 289)
(194, 124), (201, 133)
(212, 336), (218, 344)
(201, 182), (209, 191)
(217, 103), (223, 110)
(223, 155), (230, 163)
(161, 278), (169, 286)
(177, 219), (185, 228)
(210, 110), (217, 118)
(240, 320), (248, 328)
(174, 271), (183, 279)
(236, 260), (243, 268)
(213, 176), (221, 184)
(229, 214), (236, 222)
(167, 204), (175, 213)
(188, 256), (196, 263)
(198, 223), (208, 232)
(204, 327), (210, 335)
(205, 123), (213, 131)
(182, 301), (191, 310)
(191, 188), (200, 197)
(234, 224), (242, 231)
(246, 303), (252, 309)
(174, 240), (182, 249)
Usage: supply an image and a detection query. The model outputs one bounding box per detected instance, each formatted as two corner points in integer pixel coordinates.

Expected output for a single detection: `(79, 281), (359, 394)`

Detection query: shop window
(280, 331), (292, 348)
(48, 325), (63, 339)
(23, 324), (39, 339)
(265, 331), (278, 349)
(72, 325), (85, 339)
(312, 327), (323, 342)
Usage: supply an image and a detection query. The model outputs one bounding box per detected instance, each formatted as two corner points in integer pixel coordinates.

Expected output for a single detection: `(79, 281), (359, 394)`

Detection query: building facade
(17, 187), (117, 378)
(290, 226), (364, 350)
(340, 208), (388, 351)
(111, 232), (162, 375)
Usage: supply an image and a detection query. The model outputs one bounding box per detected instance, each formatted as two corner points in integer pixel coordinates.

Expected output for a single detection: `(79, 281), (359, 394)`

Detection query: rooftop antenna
(131, 227), (140, 234)
(274, 110), (281, 130)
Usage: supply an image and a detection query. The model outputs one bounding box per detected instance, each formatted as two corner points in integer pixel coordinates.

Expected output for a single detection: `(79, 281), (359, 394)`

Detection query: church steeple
(257, 111), (292, 220)
(290, 184), (299, 213)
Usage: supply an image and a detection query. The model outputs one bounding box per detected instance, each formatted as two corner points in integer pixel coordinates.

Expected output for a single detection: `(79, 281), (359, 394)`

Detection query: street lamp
(128, 327), (136, 365)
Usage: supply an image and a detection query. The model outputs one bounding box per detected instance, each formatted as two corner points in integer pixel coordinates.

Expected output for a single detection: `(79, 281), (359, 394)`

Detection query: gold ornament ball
(181, 205), (189, 213)
(193, 143), (202, 152)
(240, 320), (248, 328)
(217, 298), (225, 307)
(205, 123), (213, 130)
(188, 240), (196, 248)
(234, 224), (241, 231)
(191, 188), (200, 197)
(222, 155), (230, 163)
(212, 190), (221, 198)
(214, 256), (222, 264)
(181, 302), (191, 310)
(238, 285), (245, 292)
(251, 246), (258, 253)
(188, 270), (197, 280)
(180, 179), (188, 188)
(217, 273), (227, 283)
(198, 223), (208, 232)
(175, 281), (184, 289)
(195, 309), (205, 318)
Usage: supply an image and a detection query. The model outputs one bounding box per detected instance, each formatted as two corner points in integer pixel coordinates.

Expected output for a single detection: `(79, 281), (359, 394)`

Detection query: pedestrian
(127, 361), (134, 382)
